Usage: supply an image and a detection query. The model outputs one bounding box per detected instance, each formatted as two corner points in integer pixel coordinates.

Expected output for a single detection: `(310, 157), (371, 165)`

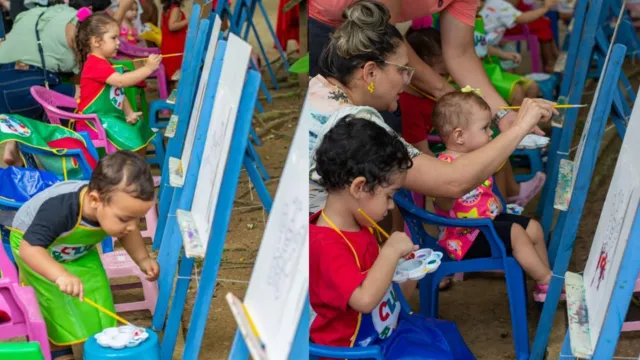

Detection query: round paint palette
(95, 325), (150, 349)
(392, 249), (443, 283)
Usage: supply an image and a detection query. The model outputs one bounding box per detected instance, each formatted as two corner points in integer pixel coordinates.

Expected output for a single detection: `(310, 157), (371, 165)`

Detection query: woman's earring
(368, 82), (375, 93)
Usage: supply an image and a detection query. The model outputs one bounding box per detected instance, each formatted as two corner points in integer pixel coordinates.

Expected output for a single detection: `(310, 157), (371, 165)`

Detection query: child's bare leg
(510, 223), (552, 285)
(540, 41), (557, 73)
(525, 219), (550, 268)
(525, 82), (540, 99)
(136, 146), (147, 159)
(510, 84), (526, 106)
(72, 343), (84, 359)
(400, 279), (418, 301)
(3, 141), (23, 166)
(495, 161), (520, 199)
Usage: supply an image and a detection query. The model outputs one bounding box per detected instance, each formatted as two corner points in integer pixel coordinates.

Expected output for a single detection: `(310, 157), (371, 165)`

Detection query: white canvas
(181, 17), (222, 174)
(191, 34), (251, 244)
(583, 93), (640, 346)
(243, 100), (309, 360)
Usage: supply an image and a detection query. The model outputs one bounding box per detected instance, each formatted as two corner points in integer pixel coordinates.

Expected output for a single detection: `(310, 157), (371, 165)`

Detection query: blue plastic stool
(526, 73), (558, 101)
(83, 329), (160, 360)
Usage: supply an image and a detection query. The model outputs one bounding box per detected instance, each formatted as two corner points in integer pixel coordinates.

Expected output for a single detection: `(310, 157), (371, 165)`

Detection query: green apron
(79, 66), (155, 152)
(0, 114), (88, 180)
(9, 190), (116, 345)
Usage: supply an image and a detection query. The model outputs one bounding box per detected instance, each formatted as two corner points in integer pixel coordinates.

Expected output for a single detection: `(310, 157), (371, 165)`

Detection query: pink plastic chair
(622, 276), (640, 332)
(502, 23), (542, 73)
(101, 247), (158, 315)
(0, 242), (51, 360)
(100, 206), (158, 315)
(30, 86), (117, 154)
(116, 41), (169, 100)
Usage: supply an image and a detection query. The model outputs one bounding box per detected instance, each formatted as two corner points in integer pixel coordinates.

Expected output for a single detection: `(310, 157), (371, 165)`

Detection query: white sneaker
(517, 134), (550, 149)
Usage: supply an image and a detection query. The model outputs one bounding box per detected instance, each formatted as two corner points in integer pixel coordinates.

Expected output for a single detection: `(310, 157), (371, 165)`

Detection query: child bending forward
(75, 13), (159, 154)
(9, 151), (160, 358)
(431, 92), (559, 301)
(310, 115), (474, 359)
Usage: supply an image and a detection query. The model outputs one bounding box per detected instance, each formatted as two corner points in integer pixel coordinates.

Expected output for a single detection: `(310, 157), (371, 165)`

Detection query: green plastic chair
(0, 342), (45, 360)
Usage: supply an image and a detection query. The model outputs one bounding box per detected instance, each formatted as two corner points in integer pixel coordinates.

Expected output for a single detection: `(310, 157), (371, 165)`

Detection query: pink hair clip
(77, 7), (92, 22)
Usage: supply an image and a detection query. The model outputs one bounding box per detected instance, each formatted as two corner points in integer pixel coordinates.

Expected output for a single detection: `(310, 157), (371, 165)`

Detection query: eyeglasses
(384, 61), (415, 85)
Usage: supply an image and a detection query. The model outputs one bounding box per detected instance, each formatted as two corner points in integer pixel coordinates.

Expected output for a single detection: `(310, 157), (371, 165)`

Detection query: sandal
(508, 172), (546, 207)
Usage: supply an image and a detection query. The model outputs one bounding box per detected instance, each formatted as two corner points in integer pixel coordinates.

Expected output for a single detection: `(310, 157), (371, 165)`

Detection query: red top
(398, 92), (436, 145)
(78, 54), (117, 112)
(309, 211), (380, 348)
(160, 4), (187, 79)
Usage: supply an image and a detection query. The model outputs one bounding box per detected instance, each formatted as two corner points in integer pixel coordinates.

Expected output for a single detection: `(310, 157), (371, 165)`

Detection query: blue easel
(529, 44), (627, 360)
(151, 34), (262, 360)
(225, 110), (309, 360)
(539, 0), (628, 237)
(559, 87), (640, 360)
(230, 0), (290, 91)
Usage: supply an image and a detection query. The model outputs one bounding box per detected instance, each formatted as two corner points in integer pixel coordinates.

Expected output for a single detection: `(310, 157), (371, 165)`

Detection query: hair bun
(342, 1), (390, 31)
(77, 7), (92, 21)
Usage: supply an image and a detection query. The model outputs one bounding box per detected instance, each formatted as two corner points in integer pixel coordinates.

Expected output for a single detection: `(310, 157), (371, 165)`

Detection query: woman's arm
(440, 11), (508, 117)
(404, 99), (555, 198)
(168, 7), (188, 31)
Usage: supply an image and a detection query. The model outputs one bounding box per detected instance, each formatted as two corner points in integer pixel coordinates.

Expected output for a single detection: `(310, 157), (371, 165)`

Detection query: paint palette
(392, 249), (443, 283)
(94, 325), (149, 349)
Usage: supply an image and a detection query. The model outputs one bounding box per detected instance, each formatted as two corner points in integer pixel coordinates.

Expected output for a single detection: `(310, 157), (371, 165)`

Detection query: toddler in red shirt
(75, 12), (159, 155)
(310, 115), (474, 358)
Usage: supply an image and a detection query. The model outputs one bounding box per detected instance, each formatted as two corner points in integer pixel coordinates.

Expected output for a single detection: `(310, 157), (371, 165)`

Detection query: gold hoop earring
(368, 82), (375, 93)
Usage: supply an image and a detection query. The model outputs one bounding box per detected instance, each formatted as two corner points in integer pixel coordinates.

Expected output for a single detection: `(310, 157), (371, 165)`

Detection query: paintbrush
(500, 104), (588, 110)
(131, 53), (183, 62)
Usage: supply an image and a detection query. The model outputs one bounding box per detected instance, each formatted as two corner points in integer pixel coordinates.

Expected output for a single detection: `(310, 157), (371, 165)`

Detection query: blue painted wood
(181, 70), (261, 360)
(540, 0), (604, 237)
(153, 8), (205, 251)
(529, 44), (627, 360)
(152, 39), (228, 331)
(537, 0), (590, 229)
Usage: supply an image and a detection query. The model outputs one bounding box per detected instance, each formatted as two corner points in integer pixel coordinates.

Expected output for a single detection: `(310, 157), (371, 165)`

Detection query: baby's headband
(460, 85), (482, 97)
(77, 7), (92, 22)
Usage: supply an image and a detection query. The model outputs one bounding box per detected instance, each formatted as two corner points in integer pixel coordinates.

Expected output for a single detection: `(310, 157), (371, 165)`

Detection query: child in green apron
(8, 151), (160, 359)
(74, 12), (160, 155)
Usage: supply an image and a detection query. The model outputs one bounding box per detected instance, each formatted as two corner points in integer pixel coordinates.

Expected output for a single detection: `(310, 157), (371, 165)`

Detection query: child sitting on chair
(8, 151), (159, 360)
(431, 91), (558, 302)
(121, 1), (141, 44)
(75, 11), (159, 156)
(310, 115), (474, 358)
(480, 0), (561, 73)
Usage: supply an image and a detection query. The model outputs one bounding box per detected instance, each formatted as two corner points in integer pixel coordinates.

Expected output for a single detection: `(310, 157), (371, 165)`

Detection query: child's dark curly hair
(88, 150), (155, 204)
(315, 115), (413, 193)
(74, 13), (119, 70)
(162, 0), (183, 12)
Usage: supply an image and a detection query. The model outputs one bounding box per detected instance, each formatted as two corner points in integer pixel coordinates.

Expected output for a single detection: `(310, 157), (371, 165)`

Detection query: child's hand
(139, 257), (160, 281)
(503, 52), (521, 64)
(385, 232), (418, 258)
(144, 54), (162, 72)
(125, 112), (141, 124)
(55, 273), (84, 299)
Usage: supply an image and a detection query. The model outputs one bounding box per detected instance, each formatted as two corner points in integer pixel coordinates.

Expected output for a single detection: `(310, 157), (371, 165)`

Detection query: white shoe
(517, 134), (550, 149)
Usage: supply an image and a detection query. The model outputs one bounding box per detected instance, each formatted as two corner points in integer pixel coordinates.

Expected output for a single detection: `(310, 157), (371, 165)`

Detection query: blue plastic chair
(309, 283), (473, 359)
(394, 189), (530, 360)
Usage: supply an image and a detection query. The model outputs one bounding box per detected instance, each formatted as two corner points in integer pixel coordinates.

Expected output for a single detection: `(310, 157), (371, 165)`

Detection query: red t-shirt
(309, 211), (380, 348)
(398, 92), (437, 145)
(78, 54), (117, 112)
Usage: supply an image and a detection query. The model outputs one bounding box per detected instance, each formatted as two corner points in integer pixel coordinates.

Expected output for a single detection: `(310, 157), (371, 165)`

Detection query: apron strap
(34, 10), (49, 89)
